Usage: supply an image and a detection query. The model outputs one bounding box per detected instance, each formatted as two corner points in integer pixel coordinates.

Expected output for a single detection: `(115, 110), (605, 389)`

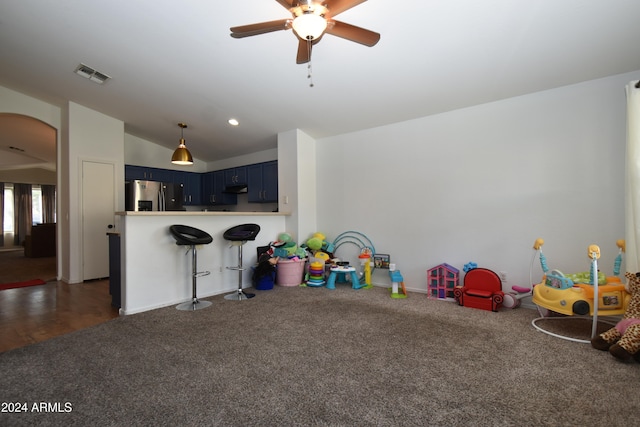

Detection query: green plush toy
(306, 237), (323, 252)
(565, 271), (606, 285)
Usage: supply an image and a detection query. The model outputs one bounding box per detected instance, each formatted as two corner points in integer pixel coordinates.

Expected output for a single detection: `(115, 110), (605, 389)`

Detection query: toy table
(326, 266), (364, 290)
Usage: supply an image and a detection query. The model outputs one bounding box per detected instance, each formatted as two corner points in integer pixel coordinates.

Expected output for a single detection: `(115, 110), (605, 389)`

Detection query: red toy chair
(454, 268), (504, 312)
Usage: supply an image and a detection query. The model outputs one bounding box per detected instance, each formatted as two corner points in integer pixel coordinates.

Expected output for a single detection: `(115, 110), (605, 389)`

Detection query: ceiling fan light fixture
(171, 123), (194, 165)
(292, 12), (327, 40)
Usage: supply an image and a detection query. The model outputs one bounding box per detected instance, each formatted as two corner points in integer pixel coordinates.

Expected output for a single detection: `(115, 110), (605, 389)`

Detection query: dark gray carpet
(1, 285), (638, 426)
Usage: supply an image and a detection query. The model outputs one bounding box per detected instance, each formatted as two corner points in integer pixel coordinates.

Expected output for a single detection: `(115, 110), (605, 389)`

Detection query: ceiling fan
(230, 0), (380, 64)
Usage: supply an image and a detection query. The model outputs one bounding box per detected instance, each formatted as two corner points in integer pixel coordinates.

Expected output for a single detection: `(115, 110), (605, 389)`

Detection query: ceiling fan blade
(274, 0), (294, 10)
(325, 20), (380, 46)
(230, 19), (291, 38)
(296, 38), (319, 64)
(327, 0), (367, 17)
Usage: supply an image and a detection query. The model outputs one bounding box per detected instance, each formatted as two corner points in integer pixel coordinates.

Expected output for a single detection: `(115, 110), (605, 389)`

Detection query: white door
(82, 160), (115, 280)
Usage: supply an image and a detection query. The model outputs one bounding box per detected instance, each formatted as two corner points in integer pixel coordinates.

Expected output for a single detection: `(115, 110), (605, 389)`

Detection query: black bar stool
(169, 225), (213, 311)
(223, 223), (261, 301)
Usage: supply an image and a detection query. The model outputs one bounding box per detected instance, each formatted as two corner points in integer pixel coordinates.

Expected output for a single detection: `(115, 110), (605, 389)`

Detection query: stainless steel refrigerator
(125, 180), (184, 211)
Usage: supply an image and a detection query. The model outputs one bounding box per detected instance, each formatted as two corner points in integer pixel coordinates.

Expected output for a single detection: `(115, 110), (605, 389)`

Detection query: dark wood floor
(0, 250), (119, 353)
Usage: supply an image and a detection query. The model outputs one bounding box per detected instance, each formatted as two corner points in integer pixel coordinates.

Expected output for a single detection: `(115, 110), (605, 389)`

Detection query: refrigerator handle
(159, 187), (165, 211)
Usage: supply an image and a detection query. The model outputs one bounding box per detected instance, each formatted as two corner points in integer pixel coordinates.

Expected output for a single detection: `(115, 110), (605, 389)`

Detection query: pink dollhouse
(427, 263), (459, 300)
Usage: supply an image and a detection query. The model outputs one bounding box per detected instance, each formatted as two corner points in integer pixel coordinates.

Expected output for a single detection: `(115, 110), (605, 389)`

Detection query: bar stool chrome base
(223, 289), (254, 301)
(176, 299), (213, 311)
(224, 244), (255, 300)
(169, 225), (213, 312)
(223, 224), (261, 301)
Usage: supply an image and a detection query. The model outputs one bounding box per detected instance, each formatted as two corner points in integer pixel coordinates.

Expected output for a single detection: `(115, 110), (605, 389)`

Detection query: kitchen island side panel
(119, 213), (287, 314)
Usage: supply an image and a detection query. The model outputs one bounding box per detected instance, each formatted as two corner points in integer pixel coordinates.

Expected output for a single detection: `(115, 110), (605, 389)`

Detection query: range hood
(224, 184), (248, 194)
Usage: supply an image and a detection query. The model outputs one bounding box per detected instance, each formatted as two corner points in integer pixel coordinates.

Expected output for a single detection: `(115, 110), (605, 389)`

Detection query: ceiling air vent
(74, 63), (111, 84)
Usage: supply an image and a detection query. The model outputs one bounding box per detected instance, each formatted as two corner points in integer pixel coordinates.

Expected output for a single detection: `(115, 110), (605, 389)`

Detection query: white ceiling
(1, 0), (640, 170)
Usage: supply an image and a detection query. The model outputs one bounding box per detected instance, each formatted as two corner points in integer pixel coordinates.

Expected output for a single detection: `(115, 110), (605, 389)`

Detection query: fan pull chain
(307, 63), (314, 87)
(306, 38), (314, 87)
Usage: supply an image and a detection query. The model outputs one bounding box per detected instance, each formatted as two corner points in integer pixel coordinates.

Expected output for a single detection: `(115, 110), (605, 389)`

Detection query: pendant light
(171, 122), (193, 165)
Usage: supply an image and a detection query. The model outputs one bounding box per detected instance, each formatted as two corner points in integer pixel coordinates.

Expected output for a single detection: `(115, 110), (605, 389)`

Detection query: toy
(326, 265), (363, 290)
(454, 268), (504, 312)
(463, 262), (477, 272)
(591, 272), (640, 361)
(306, 236), (323, 252)
(502, 285), (531, 309)
(531, 240), (631, 344)
(532, 239), (628, 317)
(329, 231), (377, 287)
(252, 253), (278, 290)
(389, 269), (407, 299)
(358, 251), (373, 289)
(306, 260), (325, 287)
(427, 263), (459, 300)
(330, 231), (376, 259)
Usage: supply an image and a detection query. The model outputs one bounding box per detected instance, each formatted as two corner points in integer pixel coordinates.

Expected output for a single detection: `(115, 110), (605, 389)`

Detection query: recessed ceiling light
(228, 118), (239, 126)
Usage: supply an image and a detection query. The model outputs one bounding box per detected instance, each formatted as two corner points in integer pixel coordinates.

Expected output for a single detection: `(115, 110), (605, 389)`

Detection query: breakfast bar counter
(115, 211), (288, 314)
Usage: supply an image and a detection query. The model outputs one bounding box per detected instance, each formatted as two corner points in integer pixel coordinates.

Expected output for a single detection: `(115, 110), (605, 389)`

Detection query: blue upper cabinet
(125, 165), (174, 182)
(248, 161), (278, 203)
(125, 162), (277, 206)
(150, 167), (175, 183)
(202, 170), (237, 206)
(224, 166), (247, 187)
(125, 165), (147, 181)
(175, 171), (202, 206)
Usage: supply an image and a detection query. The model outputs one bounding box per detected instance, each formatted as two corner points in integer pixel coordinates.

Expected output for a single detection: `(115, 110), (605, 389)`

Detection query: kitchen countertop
(115, 211), (289, 216)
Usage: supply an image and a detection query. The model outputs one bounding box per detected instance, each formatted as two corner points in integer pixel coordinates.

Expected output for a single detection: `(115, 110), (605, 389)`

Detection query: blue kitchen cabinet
(202, 170), (237, 206)
(175, 171), (202, 205)
(248, 161), (278, 203)
(224, 166), (247, 187)
(125, 165), (174, 182)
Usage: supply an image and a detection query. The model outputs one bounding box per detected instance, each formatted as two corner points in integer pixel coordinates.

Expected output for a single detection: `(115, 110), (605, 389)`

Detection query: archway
(0, 113), (57, 282)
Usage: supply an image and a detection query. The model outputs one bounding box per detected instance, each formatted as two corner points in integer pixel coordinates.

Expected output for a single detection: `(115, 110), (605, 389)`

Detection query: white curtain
(625, 80), (640, 273)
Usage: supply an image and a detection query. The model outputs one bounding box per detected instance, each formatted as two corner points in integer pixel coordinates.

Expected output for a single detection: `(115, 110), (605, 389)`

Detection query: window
(2, 183), (51, 235)
(32, 185), (42, 225)
(3, 184), (14, 233)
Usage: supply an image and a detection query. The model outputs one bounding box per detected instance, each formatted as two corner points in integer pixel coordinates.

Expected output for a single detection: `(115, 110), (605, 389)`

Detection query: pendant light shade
(171, 122), (193, 165)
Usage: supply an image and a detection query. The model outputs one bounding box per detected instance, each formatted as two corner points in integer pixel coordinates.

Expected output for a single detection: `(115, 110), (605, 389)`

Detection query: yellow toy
(532, 239), (629, 317)
(531, 239), (630, 344)
(358, 251), (373, 289)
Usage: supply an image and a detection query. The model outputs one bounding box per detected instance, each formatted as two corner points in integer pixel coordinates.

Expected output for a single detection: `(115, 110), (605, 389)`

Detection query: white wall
(0, 86), (61, 127)
(125, 133), (208, 173)
(126, 134), (279, 212)
(0, 85), (62, 275)
(313, 71), (638, 293)
(4, 70), (639, 294)
(64, 102), (124, 283)
(0, 168), (56, 185)
(277, 129), (318, 243)
(207, 148), (277, 171)
(125, 133), (278, 176)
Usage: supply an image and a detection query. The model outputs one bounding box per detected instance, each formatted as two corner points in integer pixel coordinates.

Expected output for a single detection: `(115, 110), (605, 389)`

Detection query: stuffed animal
(591, 272), (640, 361)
